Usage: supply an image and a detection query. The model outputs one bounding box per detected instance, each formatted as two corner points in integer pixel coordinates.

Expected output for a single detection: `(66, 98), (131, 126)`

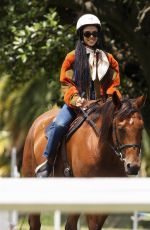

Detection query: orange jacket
(60, 50), (121, 107)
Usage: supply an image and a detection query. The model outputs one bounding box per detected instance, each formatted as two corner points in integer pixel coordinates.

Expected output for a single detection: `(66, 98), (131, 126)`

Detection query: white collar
(86, 47), (110, 81)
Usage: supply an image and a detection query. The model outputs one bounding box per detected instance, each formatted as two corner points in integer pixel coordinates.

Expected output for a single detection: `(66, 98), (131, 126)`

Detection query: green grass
(16, 213), (150, 230)
(15, 225), (149, 230)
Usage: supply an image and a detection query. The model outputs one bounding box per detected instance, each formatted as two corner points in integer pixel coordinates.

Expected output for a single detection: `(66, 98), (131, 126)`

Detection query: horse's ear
(134, 95), (146, 109)
(112, 91), (122, 110)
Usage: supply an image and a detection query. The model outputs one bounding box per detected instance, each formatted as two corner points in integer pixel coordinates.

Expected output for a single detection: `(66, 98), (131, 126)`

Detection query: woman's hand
(75, 97), (85, 107)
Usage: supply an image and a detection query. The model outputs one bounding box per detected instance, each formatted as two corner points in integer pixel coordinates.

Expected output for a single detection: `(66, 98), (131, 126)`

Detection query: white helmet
(76, 14), (101, 30)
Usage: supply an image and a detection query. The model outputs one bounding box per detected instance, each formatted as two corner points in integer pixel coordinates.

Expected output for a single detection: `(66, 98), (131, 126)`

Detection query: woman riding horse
(22, 92), (145, 230)
(35, 14), (122, 177)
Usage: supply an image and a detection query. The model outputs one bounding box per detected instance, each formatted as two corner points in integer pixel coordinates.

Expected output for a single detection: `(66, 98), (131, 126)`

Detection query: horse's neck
(96, 124), (122, 162)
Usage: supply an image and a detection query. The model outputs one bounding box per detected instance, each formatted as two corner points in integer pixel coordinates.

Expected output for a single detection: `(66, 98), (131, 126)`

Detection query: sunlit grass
(16, 226), (148, 230)
(16, 213), (149, 230)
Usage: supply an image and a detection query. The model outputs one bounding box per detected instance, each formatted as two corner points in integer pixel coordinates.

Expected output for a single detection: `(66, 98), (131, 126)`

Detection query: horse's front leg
(28, 213), (41, 230)
(65, 214), (80, 230)
(86, 214), (108, 230)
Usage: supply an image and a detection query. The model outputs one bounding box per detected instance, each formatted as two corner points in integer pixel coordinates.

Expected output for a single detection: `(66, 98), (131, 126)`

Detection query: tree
(47, 0), (150, 128)
(47, 0), (150, 175)
(0, 2), (74, 172)
(0, 0), (150, 175)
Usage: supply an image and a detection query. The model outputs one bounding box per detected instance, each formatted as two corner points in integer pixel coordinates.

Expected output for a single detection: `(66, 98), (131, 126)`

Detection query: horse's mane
(98, 99), (115, 142)
(89, 98), (139, 143)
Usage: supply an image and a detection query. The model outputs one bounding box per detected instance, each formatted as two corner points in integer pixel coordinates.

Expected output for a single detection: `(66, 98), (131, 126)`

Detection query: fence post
(9, 147), (19, 230)
(54, 210), (61, 230)
(77, 217), (80, 230)
(132, 211), (138, 230)
(0, 212), (9, 230)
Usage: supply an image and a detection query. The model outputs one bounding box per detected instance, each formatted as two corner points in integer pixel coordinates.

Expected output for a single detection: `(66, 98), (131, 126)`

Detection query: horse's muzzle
(126, 163), (140, 175)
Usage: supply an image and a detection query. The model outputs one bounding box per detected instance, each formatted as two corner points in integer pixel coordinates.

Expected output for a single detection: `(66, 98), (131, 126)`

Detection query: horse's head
(112, 92), (145, 175)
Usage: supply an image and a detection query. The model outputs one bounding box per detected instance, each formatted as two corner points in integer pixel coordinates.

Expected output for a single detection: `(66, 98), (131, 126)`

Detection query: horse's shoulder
(35, 108), (59, 122)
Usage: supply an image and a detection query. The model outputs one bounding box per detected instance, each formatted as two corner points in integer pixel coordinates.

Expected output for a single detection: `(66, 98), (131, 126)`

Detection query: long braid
(74, 25), (105, 97)
(74, 40), (90, 96)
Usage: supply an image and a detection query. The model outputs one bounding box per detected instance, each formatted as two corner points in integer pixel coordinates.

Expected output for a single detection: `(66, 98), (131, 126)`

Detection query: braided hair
(74, 25), (105, 96)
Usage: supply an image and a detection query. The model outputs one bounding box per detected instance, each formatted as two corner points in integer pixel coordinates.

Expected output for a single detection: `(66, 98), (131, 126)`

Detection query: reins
(79, 99), (102, 136)
(80, 107), (100, 136)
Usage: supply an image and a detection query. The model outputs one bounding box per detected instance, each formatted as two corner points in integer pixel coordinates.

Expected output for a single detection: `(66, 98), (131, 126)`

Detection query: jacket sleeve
(106, 53), (122, 98)
(60, 51), (79, 107)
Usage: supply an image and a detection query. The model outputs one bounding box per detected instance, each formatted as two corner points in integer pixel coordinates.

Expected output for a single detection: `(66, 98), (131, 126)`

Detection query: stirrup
(35, 160), (52, 178)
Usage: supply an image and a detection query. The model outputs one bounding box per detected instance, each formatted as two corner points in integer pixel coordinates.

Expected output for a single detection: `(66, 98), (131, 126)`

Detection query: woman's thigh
(55, 104), (76, 127)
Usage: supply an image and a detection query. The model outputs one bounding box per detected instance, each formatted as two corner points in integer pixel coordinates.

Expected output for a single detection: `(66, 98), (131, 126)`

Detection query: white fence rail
(0, 178), (150, 213)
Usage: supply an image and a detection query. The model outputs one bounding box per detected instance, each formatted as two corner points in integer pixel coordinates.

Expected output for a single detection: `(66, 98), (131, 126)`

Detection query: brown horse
(22, 93), (145, 230)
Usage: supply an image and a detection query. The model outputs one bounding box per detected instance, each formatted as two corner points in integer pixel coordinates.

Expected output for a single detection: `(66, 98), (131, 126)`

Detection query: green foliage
(0, 2), (74, 83)
(0, 2), (74, 115)
(0, 2), (74, 161)
(103, 23), (147, 98)
(0, 0), (149, 176)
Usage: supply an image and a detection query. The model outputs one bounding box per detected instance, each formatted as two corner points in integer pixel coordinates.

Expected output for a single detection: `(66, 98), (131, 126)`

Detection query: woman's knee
(55, 120), (68, 130)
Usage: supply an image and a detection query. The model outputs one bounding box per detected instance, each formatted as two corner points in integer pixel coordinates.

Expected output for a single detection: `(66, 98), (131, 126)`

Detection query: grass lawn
(15, 225), (135, 230)
(16, 213), (149, 230)
(16, 226), (149, 230)
(16, 222), (148, 230)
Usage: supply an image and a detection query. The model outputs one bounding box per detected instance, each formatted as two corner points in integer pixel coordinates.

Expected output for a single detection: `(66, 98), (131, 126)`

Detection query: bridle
(80, 102), (142, 162)
(111, 117), (141, 161)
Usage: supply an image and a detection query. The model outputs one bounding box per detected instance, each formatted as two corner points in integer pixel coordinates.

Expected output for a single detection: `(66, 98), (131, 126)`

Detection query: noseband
(112, 119), (141, 161)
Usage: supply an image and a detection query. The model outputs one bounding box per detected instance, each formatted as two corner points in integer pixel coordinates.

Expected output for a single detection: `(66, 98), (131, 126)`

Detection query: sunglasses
(83, 31), (99, 38)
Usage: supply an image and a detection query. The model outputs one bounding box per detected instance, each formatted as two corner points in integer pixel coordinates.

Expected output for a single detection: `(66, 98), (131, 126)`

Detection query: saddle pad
(65, 115), (86, 141)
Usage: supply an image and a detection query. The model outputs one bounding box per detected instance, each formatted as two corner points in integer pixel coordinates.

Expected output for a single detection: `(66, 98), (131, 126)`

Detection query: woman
(35, 14), (121, 177)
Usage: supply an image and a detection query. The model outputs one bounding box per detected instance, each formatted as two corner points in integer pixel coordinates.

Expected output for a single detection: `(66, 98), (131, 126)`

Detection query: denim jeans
(44, 104), (76, 158)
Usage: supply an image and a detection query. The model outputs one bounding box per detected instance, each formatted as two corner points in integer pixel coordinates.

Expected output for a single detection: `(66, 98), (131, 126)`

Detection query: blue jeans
(44, 104), (76, 158)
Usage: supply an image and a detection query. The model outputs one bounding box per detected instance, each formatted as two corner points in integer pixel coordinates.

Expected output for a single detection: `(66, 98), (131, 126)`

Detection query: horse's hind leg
(86, 214), (107, 230)
(28, 214), (41, 230)
(65, 214), (80, 230)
